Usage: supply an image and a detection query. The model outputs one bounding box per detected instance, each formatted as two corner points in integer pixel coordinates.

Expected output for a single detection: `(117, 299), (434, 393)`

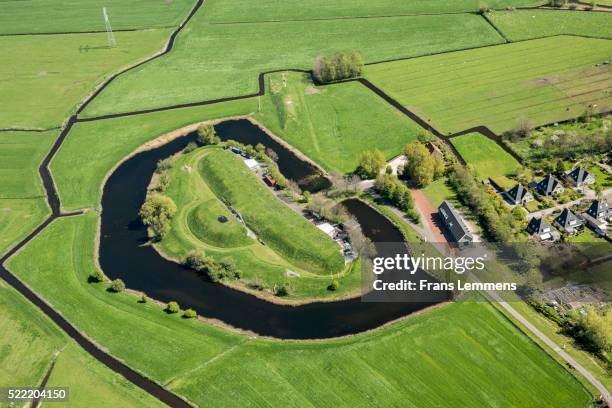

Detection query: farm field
(0, 283), (163, 408)
(0, 198), (49, 257)
(51, 98), (257, 211)
(0, 0), (194, 34)
(450, 133), (522, 179)
(0, 29), (171, 129)
(204, 0), (545, 22)
(159, 148), (360, 299)
(4, 215), (590, 407)
(81, 13), (504, 117)
(365, 36), (612, 134)
(488, 9), (612, 40)
(198, 149), (345, 275)
(255, 72), (423, 173)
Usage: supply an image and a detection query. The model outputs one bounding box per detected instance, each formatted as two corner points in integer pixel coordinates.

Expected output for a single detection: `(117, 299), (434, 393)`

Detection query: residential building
(526, 217), (556, 241)
(505, 183), (533, 205)
(537, 174), (564, 197)
(554, 208), (583, 235)
(438, 201), (473, 243)
(586, 199), (610, 221)
(565, 167), (595, 188)
(426, 142), (444, 160)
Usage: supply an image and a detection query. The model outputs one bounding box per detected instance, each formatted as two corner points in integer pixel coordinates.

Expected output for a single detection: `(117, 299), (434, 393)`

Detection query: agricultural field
(0, 30), (171, 129)
(0, 0), (194, 34)
(450, 133), (522, 180)
(365, 36), (612, 134)
(159, 147), (360, 299)
(488, 9), (612, 40)
(255, 72), (423, 173)
(82, 12), (505, 117)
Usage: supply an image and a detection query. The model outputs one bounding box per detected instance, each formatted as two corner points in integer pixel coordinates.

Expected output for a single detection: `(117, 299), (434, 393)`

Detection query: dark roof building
(554, 208), (583, 235)
(566, 167), (595, 187)
(438, 200), (473, 243)
(537, 174), (564, 196)
(586, 199), (610, 221)
(505, 183), (533, 205)
(527, 217), (555, 241)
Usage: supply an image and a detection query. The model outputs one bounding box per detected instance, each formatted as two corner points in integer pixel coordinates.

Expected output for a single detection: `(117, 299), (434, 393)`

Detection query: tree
(139, 194), (177, 239)
(312, 51), (363, 83)
(275, 283), (291, 297)
(110, 279), (125, 293)
(302, 190), (311, 203)
(346, 221), (376, 258)
(402, 142), (435, 187)
(219, 256), (239, 279)
(255, 143), (265, 153)
(433, 155), (445, 179)
(555, 159), (566, 175)
(328, 279), (340, 291)
(356, 149), (385, 179)
(385, 165), (393, 175)
(140, 294), (149, 303)
(197, 123), (220, 145)
(265, 148), (279, 162)
(90, 269), (105, 283)
(183, 309), (197, 319)
(166, 301), (180, 314)
(573, 306), (612, 354)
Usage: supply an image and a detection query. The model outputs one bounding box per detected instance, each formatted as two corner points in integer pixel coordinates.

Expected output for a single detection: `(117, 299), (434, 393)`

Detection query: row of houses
(527, 199), (611, 241)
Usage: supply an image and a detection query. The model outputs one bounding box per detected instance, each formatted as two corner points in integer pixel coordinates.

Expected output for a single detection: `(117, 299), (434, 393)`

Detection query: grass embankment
(365, 36), (612, 134)
(51, 98), (257, 211)
(205, 0), (545, 22)
(488, 9), (612, 40)
(0, 0), (194, 34)
(0, 131), (56, 255)
(82, 11), (504, 117)
(450, 133), (522, 180)
(159, 148), (360, 299)
(254, 72), (423, 173)
(0, 282), (164, 407)
(5, 215), (590, 407)
(0, 29), (171, 129)
(198, 149), (344, 275)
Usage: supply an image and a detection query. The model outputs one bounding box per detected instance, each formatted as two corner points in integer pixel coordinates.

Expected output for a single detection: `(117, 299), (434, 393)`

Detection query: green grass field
(82, 12), (504, 117)
(51, 98), (257, 211)
(0, 30), (171, 128)
(204, 0), (544, 22)
(451, 133), (522, 179)
(365, 36), (612, 134)
(0, 282), (163, 408)
(5, 213), (590, 407)
(160, 148), (360, 298)
(254, 72), (423, 173)
(488, 9), (612, 40)
(421, 177), (459, 207)
(0, 0), (194, 34)
(199, 149), (344, 275)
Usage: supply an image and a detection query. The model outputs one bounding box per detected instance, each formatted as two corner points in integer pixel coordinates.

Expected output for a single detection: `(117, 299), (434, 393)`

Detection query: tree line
(312, 51), (364, 84)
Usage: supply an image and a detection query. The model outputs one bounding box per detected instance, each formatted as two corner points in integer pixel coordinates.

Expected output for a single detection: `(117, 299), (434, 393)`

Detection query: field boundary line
(480, 12), (511, 42)
(0, 27), (175, 37)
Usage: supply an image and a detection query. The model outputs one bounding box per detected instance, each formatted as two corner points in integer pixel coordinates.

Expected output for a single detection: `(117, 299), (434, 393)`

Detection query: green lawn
(421, 177), (458, 207)
(198, 149), (344, 275)
(451, 133), (522, 179)
(0, 282), (163, 408)
(488, 9), (612, 40)
(0, 0), (194, 34)
(5, 215), (590, 407)
(365, 36), (612, 134)
(254, 72), (423, 173)
(160, 148), (360, 299)
(82, 12), (504, 117)
(0, 29), (171, 128)
(0, 198), (49, 257)
(51, 98), (257, 211)
(204, 0), (545, 22)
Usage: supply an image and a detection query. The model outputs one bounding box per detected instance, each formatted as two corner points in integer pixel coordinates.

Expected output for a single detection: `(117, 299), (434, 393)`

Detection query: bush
(275, 283), (291, 297)
(183, 308), (197, 319)
(374, 173), (415, 214)
(166, 301), (180, 314)
(184, 141), (198, 153)
(356, 149), (385, 179)
(197, 123), (220, 145)
(90, 269), (105, 283)
(139, 194), (177, 239)
(156, 158), (173, 174)
(139, 294), (148, 303)
(312, 51), (363, 83)
(328, 279), (340, 291)
(110, 279), (125, 293)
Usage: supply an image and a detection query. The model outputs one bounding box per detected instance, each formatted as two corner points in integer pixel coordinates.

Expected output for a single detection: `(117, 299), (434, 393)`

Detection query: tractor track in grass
(1, 1), (610, 405)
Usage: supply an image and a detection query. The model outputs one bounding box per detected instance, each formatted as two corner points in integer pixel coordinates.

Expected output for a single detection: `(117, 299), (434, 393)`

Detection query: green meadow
(488, 9), (612, 40)
(0, 0), (194, 34)
(255, 72), (423, 173)
(82, 12), (504, 117)
(5, 212), (589, 407)
(450, 133), (522, 179)
(366, 36), (612, 134)
(0, 282), (163, 408)
(0, 29), (171, 129)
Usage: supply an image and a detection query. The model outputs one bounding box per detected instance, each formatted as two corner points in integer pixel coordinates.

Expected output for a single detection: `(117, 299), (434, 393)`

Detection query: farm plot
(204, 0), (545, 23)
(0, 0), (194, 34)
(450, 133), (522, 180)
(488, 9), (612, 40)
(365, 36), (612, 134)
(0, 30), (170, 129)
(255, 72), (423, 173)
(82, 13), (504, 117)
